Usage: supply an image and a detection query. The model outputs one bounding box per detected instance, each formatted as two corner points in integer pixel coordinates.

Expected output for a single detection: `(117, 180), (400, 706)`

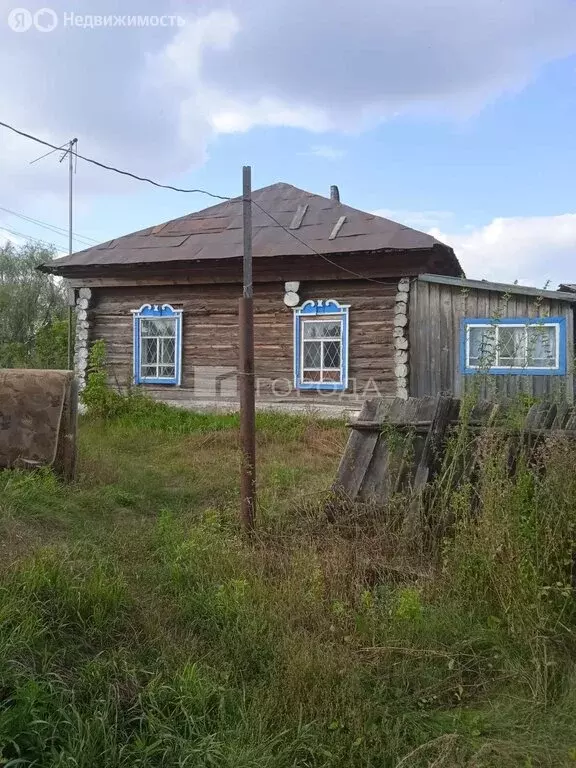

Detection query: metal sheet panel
(43, 182), (460, 275)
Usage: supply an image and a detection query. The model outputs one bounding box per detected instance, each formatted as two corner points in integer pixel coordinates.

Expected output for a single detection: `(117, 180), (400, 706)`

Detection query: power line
(2, 119), (397, 285)
(250, 199), (396, 287)
(0, 205), (98, 247)
(0, 120), (232, 200)
(0, 224), (67, 250)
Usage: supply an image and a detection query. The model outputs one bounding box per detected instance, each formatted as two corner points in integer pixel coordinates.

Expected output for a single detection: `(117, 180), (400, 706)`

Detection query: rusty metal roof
(43, 182), (460, 274)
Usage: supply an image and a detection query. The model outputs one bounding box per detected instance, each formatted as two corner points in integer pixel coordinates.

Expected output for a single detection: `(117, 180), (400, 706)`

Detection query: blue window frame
(293, 299), (350, 391)
(461, 317), (567, 376)
(132, 303), (183, 385)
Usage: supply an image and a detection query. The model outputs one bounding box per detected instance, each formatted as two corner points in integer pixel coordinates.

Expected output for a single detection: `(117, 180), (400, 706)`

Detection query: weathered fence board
(332, 399), (392, 507)
(331, 396), (576, 513)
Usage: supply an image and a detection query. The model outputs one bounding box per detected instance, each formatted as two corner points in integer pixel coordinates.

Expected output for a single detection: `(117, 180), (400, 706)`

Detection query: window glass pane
(303, 341), (321, 368)
(140, 318), (176, 337)
(527, 325), (557, 367)
(141, 337), (158, 365)
(141, 365), (157, 377)
(323, 340), (341, 369)
(303, 321), (321, 339)
(498, 327), (525, 367)
(140, 318), (154, 337)
(323, 370), (341, 382)
(302, 370), (321, 382)
(159, 365), (176, 378)
(468, 326), (496, 367)
(320, 321), (341, 338)
(160, 337), (176, 365)
(303, 320), (342, 339)
(157, 318), (177, 337)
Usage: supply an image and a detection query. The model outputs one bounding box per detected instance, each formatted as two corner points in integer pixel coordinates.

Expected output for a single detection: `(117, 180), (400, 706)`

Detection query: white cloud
(0, 0), (575, 210)
(374, 209), (455, 230)
(202, 0), (576, 128)
(300, 145), (346, 160)
(209, 101), (331, 134)
(431, 213), (576, 287)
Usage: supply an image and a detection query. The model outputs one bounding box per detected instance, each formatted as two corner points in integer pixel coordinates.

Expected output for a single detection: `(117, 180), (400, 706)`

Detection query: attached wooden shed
(409, 275), (576, 401)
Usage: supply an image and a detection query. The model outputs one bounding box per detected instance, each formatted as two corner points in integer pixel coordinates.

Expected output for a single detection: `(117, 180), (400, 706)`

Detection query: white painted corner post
(74, 287), (92, 392)
(394, 277), (410, 399)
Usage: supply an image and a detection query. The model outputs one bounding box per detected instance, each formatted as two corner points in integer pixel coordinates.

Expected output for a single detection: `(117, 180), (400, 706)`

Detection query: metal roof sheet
(43, 182), (459, 275)
(418, 274), (576, 303)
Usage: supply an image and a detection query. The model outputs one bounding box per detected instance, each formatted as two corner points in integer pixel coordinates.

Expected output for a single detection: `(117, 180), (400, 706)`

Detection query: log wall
(87, 279), (399, 410)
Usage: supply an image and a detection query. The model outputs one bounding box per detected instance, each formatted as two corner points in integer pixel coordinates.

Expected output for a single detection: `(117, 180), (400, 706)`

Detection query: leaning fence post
(403, 395), (459, 540)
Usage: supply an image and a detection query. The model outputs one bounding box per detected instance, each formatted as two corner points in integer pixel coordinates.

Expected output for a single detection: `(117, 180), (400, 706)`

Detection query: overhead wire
(250, 199), (397, 287)
(0, 120), (232, 200)
(0, 205), (98, 246)
(0, 224), (68, 250)
(2, 118), (403, 285)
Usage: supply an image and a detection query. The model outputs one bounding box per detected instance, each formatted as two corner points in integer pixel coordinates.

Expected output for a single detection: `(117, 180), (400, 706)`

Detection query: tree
(0, 241), (69, 368)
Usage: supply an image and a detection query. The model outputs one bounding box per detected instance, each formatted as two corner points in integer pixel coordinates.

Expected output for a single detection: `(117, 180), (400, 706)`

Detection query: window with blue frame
(293, 299), (350, 390)
(132, 303), (183, 385)
(461, 317), (566, 375)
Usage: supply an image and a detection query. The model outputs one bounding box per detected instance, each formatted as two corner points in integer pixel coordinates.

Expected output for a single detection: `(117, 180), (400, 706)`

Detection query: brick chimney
(330, 185), (340, 202)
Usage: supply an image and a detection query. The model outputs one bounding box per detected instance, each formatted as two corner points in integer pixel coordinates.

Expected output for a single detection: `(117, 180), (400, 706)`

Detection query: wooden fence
(331, 395), (575, 516)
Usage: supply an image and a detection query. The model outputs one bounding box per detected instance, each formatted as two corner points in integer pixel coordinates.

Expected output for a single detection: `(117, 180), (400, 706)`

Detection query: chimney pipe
(330, 185), (340, 202)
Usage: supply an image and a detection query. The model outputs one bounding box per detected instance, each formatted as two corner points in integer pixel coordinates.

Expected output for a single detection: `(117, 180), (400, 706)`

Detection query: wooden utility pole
(239, 166), (256, 532)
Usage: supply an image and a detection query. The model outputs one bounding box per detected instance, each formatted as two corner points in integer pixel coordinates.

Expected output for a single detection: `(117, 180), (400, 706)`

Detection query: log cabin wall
(87, 278), (399, 412)
(409, 277), (575, 401)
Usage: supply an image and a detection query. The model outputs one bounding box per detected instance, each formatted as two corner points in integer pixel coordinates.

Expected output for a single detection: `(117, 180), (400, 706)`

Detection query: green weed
(0, 403), (576, 766)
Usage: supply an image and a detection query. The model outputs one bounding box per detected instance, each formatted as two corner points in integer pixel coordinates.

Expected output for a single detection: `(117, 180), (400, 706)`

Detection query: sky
(1, 0), (576, 287)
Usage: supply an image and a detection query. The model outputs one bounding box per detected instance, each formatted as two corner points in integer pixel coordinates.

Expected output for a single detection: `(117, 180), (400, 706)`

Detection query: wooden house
(41, 183), (576, 413)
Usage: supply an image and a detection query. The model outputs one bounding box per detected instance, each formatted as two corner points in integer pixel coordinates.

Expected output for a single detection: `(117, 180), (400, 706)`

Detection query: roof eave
(39, 243), (460, 280)
(418, 273), (576, 302)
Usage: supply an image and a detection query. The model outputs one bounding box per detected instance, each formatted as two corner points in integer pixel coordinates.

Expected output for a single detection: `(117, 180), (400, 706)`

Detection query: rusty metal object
(239, 297), (256, 533)
(0, 369), (78, 481)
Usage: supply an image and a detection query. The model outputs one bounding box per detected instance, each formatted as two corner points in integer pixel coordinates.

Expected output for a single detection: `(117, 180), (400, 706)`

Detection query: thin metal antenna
(65, 139), (78, 369)
(29, 142), (68, 165)
(26, 135), (79, 370)
(65, 140), (77, 258)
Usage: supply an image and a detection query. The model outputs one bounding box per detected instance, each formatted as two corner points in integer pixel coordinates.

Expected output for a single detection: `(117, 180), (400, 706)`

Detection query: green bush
(81, 339), (133, 417)
(34, 317), (69, 369)
(0, 241), (68, 369)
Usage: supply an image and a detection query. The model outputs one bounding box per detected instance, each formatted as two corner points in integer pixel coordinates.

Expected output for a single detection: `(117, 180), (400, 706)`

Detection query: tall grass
(0, 406), (576, 766)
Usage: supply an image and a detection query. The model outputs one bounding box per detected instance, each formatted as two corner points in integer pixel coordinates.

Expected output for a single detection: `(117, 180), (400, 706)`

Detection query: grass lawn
(1, 407), (576, 767)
